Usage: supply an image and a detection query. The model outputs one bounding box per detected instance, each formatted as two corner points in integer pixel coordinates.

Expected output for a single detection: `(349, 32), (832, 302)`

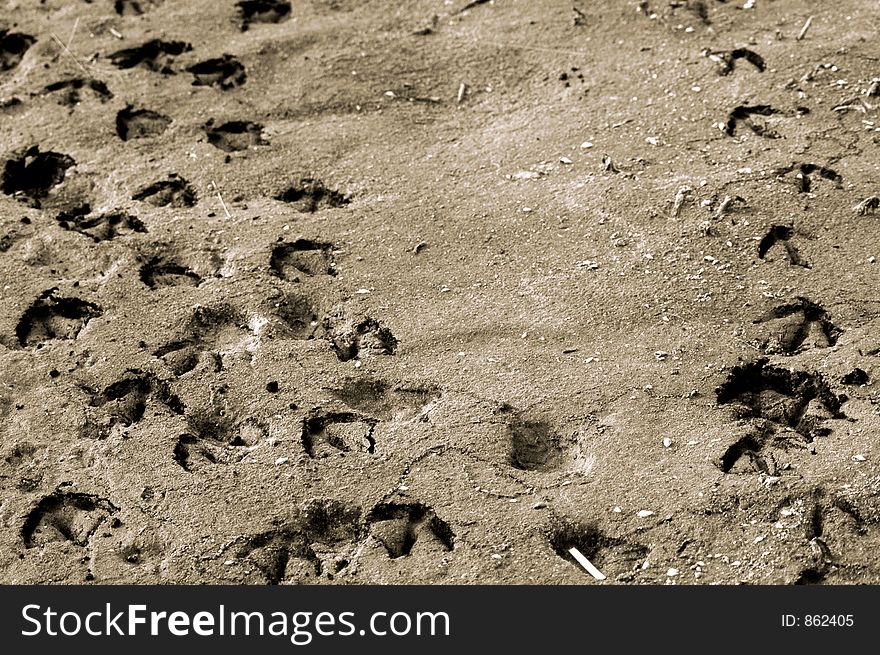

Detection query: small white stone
(853, 454), (867, 462)
(662, 437), (673, 448)
(580, 141), (594, 149)
(667, 568), (680, 577)
(274, 457), (289, 465)
(612, 506), (622, 513)
(560, 156), (573, 164)
(637, 510), (654, 518)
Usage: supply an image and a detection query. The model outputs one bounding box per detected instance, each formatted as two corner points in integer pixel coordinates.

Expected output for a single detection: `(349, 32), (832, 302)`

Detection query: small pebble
(637, 510), (654, 518)
(667, 568), (680, 577)
(275, 457), (289, 465)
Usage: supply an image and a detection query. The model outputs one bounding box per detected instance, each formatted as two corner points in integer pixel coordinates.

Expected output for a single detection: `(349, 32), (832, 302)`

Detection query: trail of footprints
(2, 0), (875, 584)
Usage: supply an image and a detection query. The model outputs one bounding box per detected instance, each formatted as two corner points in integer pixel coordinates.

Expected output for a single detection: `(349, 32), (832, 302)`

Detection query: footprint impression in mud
(22, 491), (118, 549)
(236, 0), (292, 31)
(757, 225), (810, 268)
(0, 29), (35, 72)
(132, 175), (197, 207)
(366, 501), (454, 559)
(495, 403), (569, 473)
(174, 402), (268, 472)
(549, 517), (648, 581)
(204, 120), (267, 152)
(187, 55), (247, 90)
(108, 39), (191, 74)
(302, 379), (441, 459)
(776, 163), (842, 194)
(231, 499), (362, 583)
(269, 238), (335, 281)
(11, 288), (102, 349)
(86, 369), (185, 438)
(275, 177), (349, 213)
(751, 297), (841, 354)
(714, 359), (844, 475)
(114, 0), (164, 16)
(42, 78), (113, 106)
(137, 245), (212, 289)
(153, 304), (253, 375)
(56, 207), (147, 241)
(116, 106), (172, 140)
(1, 146), (75, 208)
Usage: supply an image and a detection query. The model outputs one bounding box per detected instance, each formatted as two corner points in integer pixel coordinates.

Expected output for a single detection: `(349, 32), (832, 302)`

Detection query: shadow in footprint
(236, 0), (292, 31)
(752, 297), (840, 353)
(187, 55), (247, 90)
(132, 175), (197, 207)
(0, 30), (35, 72)
(549, 518), (647, 580)
(205, 120), (266, 152)
(757, 225), (809, 268)
(109, 39), (191, 73)
(275, 177), (349, 212)
(497, 404), (563, 472)
(139, 255), (202, 289)
(43, 78), (113, 106)
(270, 239), (335, 280)
(367, 501), (454, 558)
(88, 369), (184, 434)
(116, 106), (171, 140)
(330, 378), (440, 422)
(14, 289), (102, 349)
(301, 410), (377, 457)
(22, 491), (118, 548)
(323, 313), (397, 361)
(715, 359), (843, 473)
(1, 146), (75, 207)
(725, 104), (783, 138)
(235, 499), (361, 583)
(115, 0), (164, 15)
(56, 206), (147, 241)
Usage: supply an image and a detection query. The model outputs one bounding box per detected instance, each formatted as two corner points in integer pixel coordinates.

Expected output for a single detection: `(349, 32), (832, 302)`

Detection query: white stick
(457, 83), (466, 104)
(796, 16), (813, 41)
(569, 547), (606, 580)
(211, 181), (232, 218)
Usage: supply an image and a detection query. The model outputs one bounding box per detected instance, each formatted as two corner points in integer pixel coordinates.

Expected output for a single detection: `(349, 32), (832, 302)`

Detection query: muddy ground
(1, 0), (880, 585)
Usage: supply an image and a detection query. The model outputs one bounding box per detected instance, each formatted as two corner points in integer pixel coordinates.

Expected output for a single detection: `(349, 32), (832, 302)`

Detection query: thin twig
(796, 16), (813, 41)
(67, 17), (80, 50)
(211, 181), (232, 218)
(50, 32), (92, 77)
